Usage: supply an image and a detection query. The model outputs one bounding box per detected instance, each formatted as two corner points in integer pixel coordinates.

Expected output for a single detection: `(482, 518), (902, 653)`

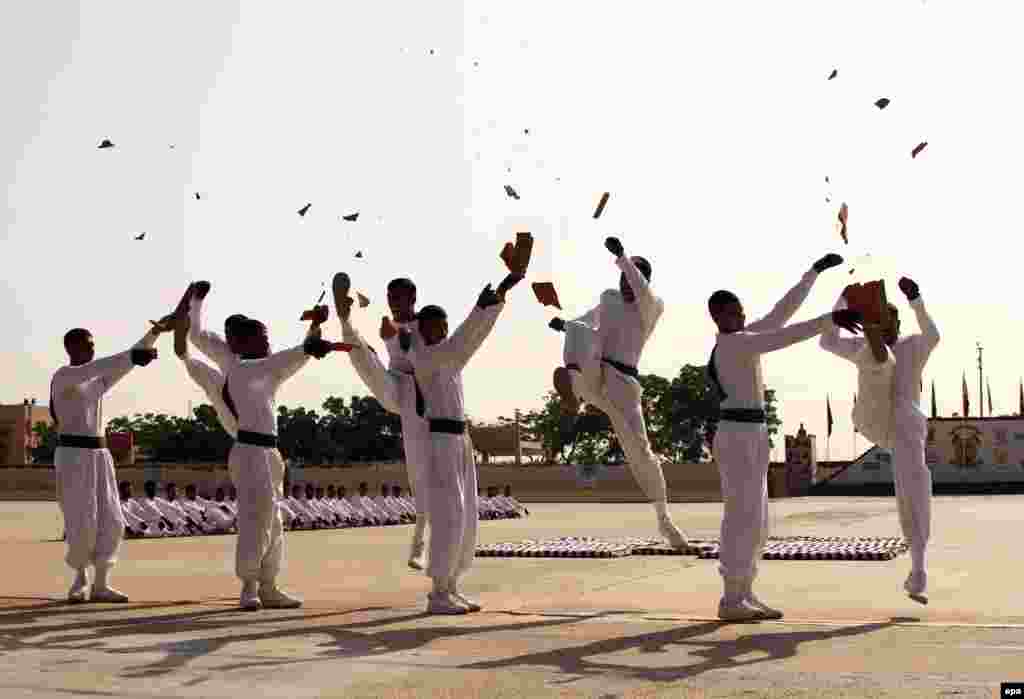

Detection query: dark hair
(63, 328), (91, 352)
(144, 480), (156, 489)
(417, 305), (447, 323)
(166, 482), (177, 490)
(224, 314), (248, 338)
(708, 290), (740, 315)
(631, 256), (652, 281)
(233, 318), (266, 340)
(119, 480), (131, 489)
(185, 484), (196, 492)
(387, 278), (417, 295)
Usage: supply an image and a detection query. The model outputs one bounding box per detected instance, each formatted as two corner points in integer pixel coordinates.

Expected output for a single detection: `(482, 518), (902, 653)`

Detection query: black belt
(719, 408), (767, 424)
(601, 357), (639, 378)
(429, 418), (466, 434)
(236, 430), (279, 448)
(57, 434), (107, 449)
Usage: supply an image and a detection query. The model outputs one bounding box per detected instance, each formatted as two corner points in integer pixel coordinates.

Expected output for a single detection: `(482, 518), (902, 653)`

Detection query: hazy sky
(3, 1), (1022, 461)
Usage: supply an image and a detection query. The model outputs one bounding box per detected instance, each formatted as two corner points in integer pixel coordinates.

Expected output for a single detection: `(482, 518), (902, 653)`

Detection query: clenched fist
(549, 317), (566, 332)
(131, 348), (158, 367)
(898, 277), (920, 300)
(813, 253), (843, 273)
(605, 236), (624, 258)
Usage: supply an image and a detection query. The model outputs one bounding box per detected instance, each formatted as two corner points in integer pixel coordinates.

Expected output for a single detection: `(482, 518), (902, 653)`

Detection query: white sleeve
(188, 296), (236, 372)
(408, 304), (503, 375)
(721, 314), (833, 355)
(746, 268), (818, 333)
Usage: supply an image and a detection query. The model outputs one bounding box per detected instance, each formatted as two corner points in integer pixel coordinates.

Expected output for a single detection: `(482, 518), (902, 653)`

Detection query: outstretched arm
(616, 253), (663, 329)
(262, 345), (312, 390)
(179, 352), (238, 437)
(342, 320), (403, 414)
(909, 296), (940, 363)
(746, 268), (819, 332)
(722, 313), (835, 355)
(188, 291), (235, 372)
(409, 303), (504, 376)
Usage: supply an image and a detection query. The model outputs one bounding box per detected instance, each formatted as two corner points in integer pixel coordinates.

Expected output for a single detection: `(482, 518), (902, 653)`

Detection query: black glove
(193, 280), (211, 299)
(303, 336), (332, 359)
(398, 329), (412, 352)
(549, 317), (566, 332)
(898, 276), (920, 300)
(605, 236), (624, 257)
(813, 253), (843, 273)
(131, 348), (158, 367)
(831, 308), (864, 334)
(477, 283), (501, 309)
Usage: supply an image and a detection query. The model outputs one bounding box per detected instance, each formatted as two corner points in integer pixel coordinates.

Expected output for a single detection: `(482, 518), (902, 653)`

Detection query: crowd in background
(109, 480), (529, 539)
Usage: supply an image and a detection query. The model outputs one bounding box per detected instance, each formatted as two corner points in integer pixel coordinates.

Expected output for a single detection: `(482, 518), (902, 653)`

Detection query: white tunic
(568, 256), (664, 369)
(712, 269), (830, 415)
(50, 329), (159, 437)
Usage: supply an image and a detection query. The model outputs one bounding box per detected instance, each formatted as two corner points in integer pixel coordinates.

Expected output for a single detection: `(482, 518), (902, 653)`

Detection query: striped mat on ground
(475, 536), (907, 560)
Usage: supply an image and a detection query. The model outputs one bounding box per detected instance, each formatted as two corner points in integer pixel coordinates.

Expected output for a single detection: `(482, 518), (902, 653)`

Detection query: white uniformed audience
(116, 478), (527, 538)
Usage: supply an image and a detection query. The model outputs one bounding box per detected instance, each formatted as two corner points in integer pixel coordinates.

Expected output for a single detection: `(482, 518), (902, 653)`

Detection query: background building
(0, 399), (51, 465)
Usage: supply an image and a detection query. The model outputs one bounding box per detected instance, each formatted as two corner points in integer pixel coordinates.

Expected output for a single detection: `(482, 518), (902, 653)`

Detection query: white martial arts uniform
(563, 256), (670, 507)
(407, 302), (503, 588)
(285, 496), (317, 528)
(121, 499), (163, 537)
(133, 496), (176, 535)
(197, 496), (236, 532)
(709, 267), (833, 603)
(820, 294), (940, 574)
(340, 317), (432, 536)
(223, 342), (311, 585)
(51, 328), (159, 574)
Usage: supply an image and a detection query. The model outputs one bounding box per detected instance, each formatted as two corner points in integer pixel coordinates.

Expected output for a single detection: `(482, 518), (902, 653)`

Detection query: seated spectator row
(112, 481), (528, 539)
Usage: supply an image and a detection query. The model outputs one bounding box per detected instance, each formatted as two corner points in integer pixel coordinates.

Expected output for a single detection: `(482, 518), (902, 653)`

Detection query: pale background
(3, 1), (1020, 461)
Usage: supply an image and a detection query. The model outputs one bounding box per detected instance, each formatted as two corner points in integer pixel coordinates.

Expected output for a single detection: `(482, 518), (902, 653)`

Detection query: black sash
(57, 434), (107, 449)
(222, 376), (239, 422)
(707, 345), (727, 401)
(429, 418), (465, 434)
(237, 430), (278, 448)
(414, 376), (425, 418)
(49, 378), (59, 428)
(601, 357), (639, 378)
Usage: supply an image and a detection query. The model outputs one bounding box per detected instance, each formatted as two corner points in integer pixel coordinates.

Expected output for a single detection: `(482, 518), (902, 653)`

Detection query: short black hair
(185, 484), (196, 492)
(387, 278), (417, 295)
(631, 256), (652, 281)
(63, 328), (91, 352)
(224, 314), (248, 337)
(119, 480), (130, 489)
(144, 480), (156, 489)
(417, 305), (447, 323)
(708, 290), (740, 315)
(233, 317), (266, 340)
(166, 482), (177, 490)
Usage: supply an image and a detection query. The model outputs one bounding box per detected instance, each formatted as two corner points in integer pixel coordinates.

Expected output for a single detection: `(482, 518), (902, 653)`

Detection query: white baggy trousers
(55, 446), (125, 570)
(424, 431), (478, 582)
(229, 443), (286, 583)
(563, 320), (668, 503)
(893, 408), (930, 570)
(712, 423), (770, 588)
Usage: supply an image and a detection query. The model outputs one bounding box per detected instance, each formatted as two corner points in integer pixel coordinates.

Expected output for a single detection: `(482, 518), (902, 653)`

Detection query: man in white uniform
(333, 273), (432, 567)
(404, 272), (521, 614)
(133, 481), (179, 536)
(707, 253), (860, 620)
(50, 322), (162, 602)
(820, 276), (939, 603)
(118, 481), (162, 538)
(549, 237), (687, 549)
(221, 314), (334, 609)
(285, 484), (318, 529)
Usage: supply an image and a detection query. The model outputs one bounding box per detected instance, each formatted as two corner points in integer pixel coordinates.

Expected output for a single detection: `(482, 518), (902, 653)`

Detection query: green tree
(31, 421), (57, 463)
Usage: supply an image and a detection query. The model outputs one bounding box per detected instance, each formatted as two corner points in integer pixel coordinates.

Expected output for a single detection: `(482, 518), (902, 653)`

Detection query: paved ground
(1, 496), (1022, 697)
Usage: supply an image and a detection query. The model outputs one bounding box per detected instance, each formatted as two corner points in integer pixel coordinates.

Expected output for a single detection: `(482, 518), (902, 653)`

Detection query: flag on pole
(931, 380), (937, 418)
(987, 378), (993, 416)
(826, 394), (833, 437)
(962, 372), (969, 417)
(852, 393), (858, 432)
(1019, 378), (1023, 416)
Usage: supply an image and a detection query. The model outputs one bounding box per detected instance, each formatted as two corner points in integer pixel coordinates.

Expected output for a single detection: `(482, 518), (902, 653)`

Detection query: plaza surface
(1, 496), (1021, 698)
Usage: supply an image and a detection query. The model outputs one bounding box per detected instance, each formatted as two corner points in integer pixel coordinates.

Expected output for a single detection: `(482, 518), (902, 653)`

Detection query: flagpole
(977, 342), (983, 418)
